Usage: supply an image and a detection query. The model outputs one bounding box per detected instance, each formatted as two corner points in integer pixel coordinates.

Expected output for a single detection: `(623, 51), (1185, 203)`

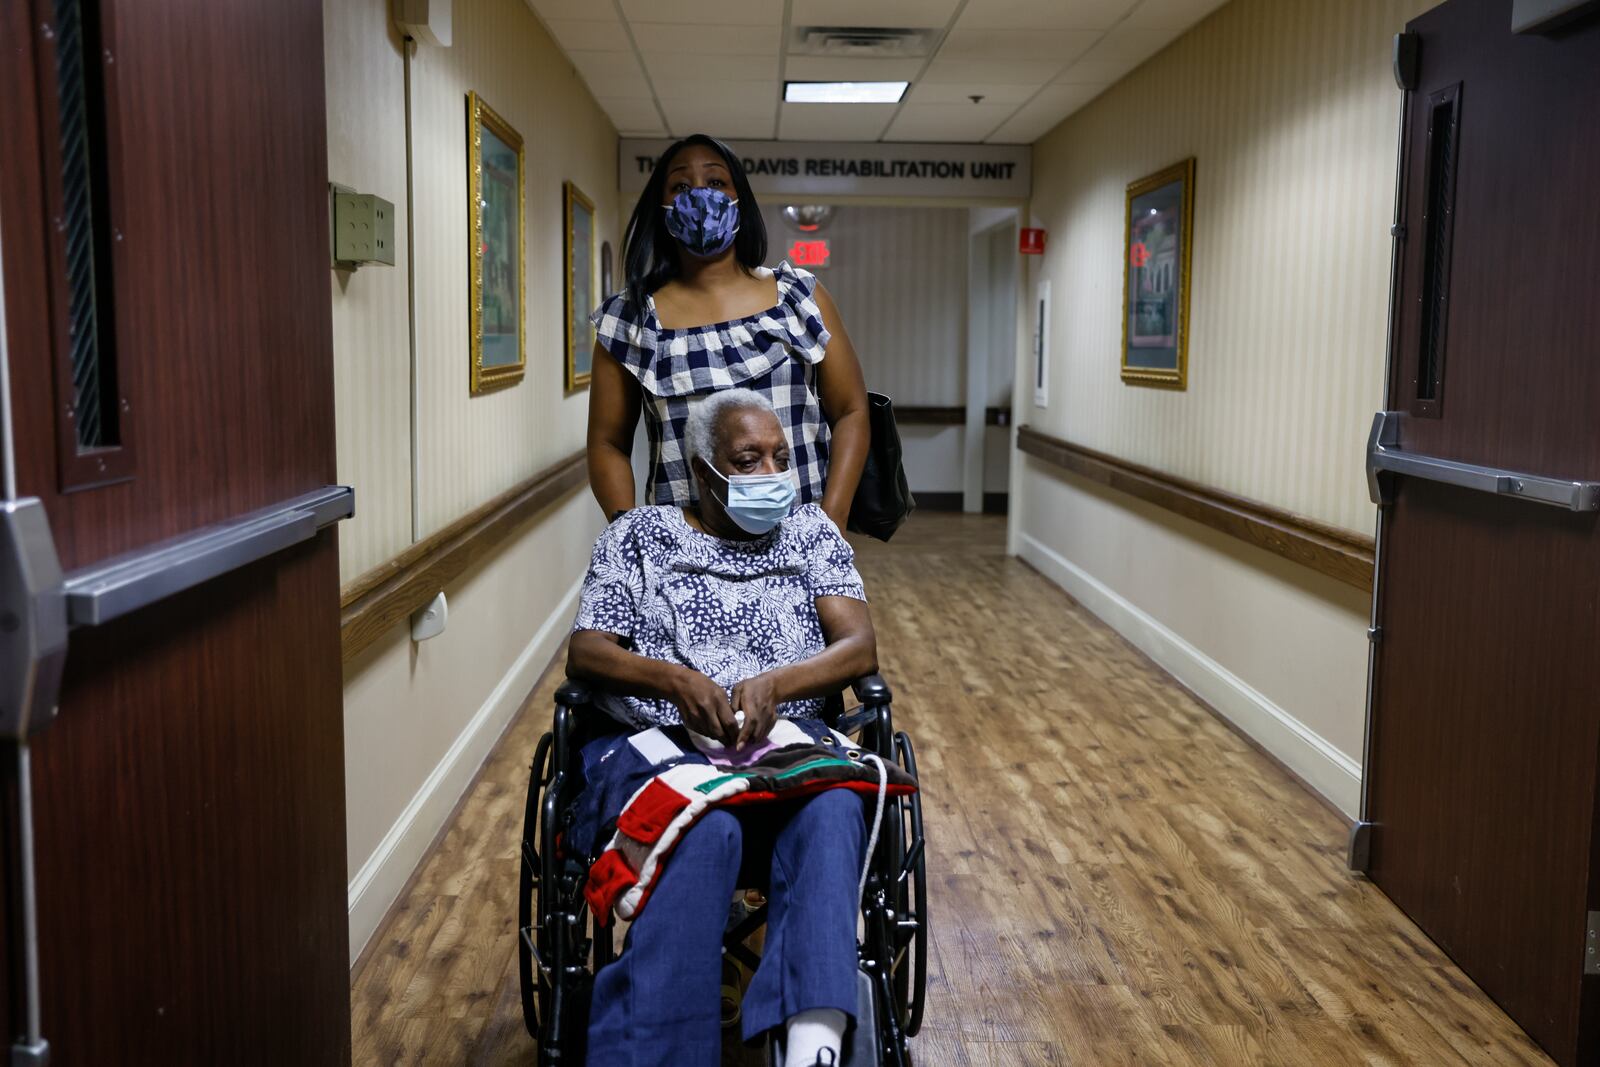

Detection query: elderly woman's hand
(730, 674), (780, 748)
(669, 667), (739, 744)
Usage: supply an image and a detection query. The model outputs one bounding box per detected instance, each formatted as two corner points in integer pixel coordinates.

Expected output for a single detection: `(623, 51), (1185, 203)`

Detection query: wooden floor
(350, 512), (1551, 1066)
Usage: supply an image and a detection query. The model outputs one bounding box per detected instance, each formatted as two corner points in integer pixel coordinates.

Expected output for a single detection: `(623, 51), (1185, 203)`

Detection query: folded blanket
(569, 717), (917, 920)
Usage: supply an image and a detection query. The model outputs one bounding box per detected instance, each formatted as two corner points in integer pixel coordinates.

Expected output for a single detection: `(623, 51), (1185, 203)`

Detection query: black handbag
(846, 392), (915, 542)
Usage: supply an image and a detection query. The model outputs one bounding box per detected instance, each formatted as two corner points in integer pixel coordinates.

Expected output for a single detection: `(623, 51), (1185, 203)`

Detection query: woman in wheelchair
(566, 388), (890, 1066)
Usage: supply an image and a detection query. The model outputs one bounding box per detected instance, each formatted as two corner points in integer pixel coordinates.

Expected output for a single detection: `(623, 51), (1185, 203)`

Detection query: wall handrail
(340, 450), (587, 662)
(1016, 425), (1374, 591)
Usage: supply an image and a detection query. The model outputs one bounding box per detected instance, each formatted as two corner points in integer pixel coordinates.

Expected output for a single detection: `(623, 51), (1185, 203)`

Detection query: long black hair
(623, 134), (767, 311)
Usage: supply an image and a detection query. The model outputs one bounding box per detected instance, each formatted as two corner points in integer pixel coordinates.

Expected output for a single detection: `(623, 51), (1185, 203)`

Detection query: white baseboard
(1018, 532), (1362, 817)
(346, 577), (583, 964)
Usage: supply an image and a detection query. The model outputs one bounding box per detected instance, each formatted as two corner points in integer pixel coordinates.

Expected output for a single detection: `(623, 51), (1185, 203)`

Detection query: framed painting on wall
(565, 181), (596, 392)
(468, 92), (526, 394)
(1121, 158), (1195, 389)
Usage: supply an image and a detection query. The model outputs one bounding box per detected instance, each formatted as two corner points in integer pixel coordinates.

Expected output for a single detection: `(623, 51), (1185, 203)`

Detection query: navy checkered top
(589, 262), (832, 508)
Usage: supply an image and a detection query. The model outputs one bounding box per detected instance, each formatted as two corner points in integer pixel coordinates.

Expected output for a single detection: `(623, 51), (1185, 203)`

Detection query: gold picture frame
(468, 92), (526, 394)
(1121, 158), (1195, 389)
(564, 181), (597, 393)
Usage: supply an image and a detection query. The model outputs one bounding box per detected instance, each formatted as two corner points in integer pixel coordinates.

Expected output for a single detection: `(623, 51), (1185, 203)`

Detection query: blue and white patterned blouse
(589, 262), (833, 509)
(571, 503), (867, 730)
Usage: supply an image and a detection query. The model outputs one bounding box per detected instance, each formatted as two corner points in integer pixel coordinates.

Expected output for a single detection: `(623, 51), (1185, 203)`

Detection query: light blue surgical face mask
(704, 463), (798, 535)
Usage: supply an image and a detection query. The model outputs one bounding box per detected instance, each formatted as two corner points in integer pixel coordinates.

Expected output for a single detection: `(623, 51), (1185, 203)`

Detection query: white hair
(684, 388), (780, 469)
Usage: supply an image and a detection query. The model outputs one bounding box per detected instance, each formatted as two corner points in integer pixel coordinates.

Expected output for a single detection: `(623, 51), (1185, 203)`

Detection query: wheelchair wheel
(518, 731), (555, 1042)
(890, 731), (928, 1038)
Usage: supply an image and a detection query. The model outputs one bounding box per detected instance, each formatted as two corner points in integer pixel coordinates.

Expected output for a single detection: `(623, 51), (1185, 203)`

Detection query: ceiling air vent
(790, 26), (936, 58)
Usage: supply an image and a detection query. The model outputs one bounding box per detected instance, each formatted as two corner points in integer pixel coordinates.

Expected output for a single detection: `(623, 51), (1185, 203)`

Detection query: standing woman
(587, 135), (869, 530)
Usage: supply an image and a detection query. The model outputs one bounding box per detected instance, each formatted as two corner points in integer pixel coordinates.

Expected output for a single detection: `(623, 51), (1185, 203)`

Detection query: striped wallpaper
(327, 0), (619, 582)
(761, 205), (970, 407)
(1024, 0), (1434, 535)
(325, 0), (412, 584)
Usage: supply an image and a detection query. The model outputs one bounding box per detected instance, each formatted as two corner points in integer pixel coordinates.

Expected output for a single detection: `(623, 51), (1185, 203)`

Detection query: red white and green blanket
(570, 717), (917, 920)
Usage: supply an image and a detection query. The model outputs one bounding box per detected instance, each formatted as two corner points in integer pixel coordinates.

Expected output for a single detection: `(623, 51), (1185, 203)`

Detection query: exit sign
(788, 238), (830, 268)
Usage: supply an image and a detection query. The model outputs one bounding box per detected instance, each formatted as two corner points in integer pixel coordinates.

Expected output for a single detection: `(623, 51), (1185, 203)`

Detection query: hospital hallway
(8, 0), (1600, 1062)
(349, 513), (1550, 1066)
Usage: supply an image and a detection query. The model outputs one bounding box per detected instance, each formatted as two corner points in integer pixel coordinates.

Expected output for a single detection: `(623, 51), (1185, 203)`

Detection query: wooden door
(0, 0), (351, 1062)
(1364, 2), (1600, 1065)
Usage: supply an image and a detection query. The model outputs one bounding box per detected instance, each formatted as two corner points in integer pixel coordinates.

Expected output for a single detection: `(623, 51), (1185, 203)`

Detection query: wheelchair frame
(517, 674), (928, 1066)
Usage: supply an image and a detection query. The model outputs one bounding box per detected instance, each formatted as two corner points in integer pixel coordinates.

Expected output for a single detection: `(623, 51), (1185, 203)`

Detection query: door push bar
(1366, 411), (1600, 512)
(0, 486), (351, 1067)
(2, 485), (355, 737)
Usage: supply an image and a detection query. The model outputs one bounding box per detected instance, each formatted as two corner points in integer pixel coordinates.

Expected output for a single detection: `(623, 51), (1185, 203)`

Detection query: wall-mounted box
(393, 0), (451, 46)
(330, 186), (395, 270)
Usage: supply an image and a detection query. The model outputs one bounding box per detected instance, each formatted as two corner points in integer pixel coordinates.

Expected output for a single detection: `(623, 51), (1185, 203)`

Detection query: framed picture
(600, 240), (614, 301)
(1033, 279), (1051, 408)
(1121, 158), (1195, 389)
(468, 92), (525, 394)
(564, 181), (596, 393)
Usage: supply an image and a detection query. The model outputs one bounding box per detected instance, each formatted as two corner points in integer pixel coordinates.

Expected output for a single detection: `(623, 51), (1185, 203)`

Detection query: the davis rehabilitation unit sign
(620, 140), (1031, 202)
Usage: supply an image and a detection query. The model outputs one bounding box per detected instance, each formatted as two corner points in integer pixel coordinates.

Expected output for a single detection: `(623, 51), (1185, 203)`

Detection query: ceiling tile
(565, 50), (653, 98)
(937, 28), (1101, 61)
(956, 0), (1138, 30)
(906, 81), (1038, 105)
(542, 19), (628, 53)
(625, 22), (781, 55)
(883, 102), (1016, 142)
(1053, 24), (1184, 82)
(598, 97), (664, 132)
(778, 102), (897, 141)
(658, 97), (778, 129)
(1121, 0), (1229, 29)
(525, 0), (620, 22)
(669, 116), (775, 140)
(789, 0), (961, 28)
(652, 77), (779, 102)
(640, 52), (778, 82)
(919, 56), (1064, 84)
(783, 56), (925, 82)
(985, 82), (1105, 142)
(620, 0), (783, 25)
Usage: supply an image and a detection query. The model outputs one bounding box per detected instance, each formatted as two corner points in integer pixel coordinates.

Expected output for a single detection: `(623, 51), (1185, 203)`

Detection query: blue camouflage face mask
(664, 187), (741, 258)
(704, 464), (798, 535)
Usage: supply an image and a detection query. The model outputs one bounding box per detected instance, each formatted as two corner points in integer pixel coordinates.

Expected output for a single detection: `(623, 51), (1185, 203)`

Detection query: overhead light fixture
(784, 81), (908, 104)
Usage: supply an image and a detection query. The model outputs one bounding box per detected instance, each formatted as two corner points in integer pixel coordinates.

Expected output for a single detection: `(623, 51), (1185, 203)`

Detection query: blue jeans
(585, 789), (866, 1066)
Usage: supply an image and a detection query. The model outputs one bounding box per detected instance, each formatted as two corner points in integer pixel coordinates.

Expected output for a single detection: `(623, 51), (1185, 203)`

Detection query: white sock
(784, 1007), (846, 1066)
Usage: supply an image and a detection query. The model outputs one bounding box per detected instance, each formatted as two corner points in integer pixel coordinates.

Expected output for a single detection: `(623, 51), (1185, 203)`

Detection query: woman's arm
(586, 342), (643, 518)
(812, 284), (870, 531)
(568, 630), (739, 742)
(730, 596), (877, 746)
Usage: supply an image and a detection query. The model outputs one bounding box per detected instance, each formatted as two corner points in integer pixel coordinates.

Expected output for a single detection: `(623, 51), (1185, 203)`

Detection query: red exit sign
(788, 239), (830, 267)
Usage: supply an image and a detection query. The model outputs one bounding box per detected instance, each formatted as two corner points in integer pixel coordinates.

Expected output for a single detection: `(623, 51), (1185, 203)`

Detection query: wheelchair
(517, 673), (928, 1066)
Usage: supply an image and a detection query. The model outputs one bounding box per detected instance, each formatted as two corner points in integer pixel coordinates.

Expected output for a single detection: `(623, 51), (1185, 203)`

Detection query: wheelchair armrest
(851, 673), (892, 706)
(555, 677), (593, 708)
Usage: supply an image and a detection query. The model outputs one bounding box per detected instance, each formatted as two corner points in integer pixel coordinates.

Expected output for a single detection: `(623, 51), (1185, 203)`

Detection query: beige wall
(1024, 0), (1430, 534)
(1015, 0), (1433, 816)
(326, 0), (614, 959)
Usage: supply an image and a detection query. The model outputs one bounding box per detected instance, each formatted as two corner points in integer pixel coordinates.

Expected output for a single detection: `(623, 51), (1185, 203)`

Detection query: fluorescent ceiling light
(784, 81), (908, 104)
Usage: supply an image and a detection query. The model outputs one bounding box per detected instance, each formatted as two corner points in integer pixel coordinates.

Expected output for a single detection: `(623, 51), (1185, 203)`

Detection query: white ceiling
(525, 0), (1228, 144)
